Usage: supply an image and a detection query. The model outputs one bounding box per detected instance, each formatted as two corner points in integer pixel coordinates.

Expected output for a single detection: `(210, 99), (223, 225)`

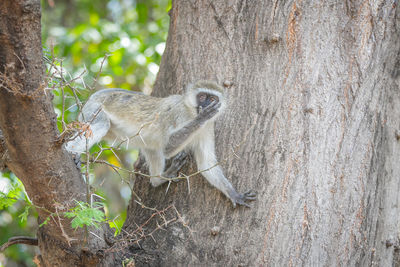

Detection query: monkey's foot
(230, 190), (257, 208)
(164, 151), (189, 181)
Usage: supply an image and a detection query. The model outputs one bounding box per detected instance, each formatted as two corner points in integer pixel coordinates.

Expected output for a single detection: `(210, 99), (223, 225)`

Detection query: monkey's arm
(193, 126), (256, 208)
(164, 101), (221, 157)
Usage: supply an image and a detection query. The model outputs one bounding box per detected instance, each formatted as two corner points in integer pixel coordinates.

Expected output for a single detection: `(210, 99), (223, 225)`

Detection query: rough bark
(2, 0), (399, 266)
(124, 0), (400, 266)
(0, 1), (107, 266)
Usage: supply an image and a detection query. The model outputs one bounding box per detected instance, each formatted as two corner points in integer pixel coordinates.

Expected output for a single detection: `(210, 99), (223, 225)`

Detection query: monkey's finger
(173, 157), (188, 170)
(243, 190), (257, 197)
(245, 194), (257, 199)
(176, 151), (188, 160)
(237, 201), (251, 208)
(203, 102), (221, 116)
(212, 101), (222, 109)
(241, 192), (256, 200)
(204, 100), (221, 110)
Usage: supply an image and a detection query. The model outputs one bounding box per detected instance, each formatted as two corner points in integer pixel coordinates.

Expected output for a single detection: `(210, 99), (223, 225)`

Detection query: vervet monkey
(66, 81), (256, 207)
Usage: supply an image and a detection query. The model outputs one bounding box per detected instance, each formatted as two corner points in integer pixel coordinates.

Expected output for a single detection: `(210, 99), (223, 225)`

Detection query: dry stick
(0, 200), (83, 251)
(114, 114), (160, 150)
(88, 116), (257, 249)
(60, 73), (255, 248)
(106, 203), (195, 253)
(67, 69), (87, 120)
(54, 63), (87, 117)
(172, 205), (195, 238)
(55, 56), (109, 145)
(57, 104), (103, 145)
(107, 123), (255, 250)
(55, 207), (76, 246)
(44, 53), (87, 130)
(0, 54), (114, 251)
(91, 54), (110, 90)
(84, 133), (90, 245)
(93, 157), (219, 184)
(80, 107), (104, 245)
(60, 59), (67, 131)
(0, 236), (38, 251)
(87, 116), (161, 203)
(43, 52), (65, 98)
(102, 116), (255, 183)
(106, 205), (177, 252)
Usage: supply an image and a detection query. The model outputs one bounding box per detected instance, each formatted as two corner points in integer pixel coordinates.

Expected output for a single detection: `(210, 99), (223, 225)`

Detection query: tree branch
(0, 236), (38, 252)
(0, 1), (108, 265)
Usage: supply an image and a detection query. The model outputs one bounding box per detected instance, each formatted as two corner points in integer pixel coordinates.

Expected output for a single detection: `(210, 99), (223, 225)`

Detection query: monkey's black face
(196, 92), (219, 113)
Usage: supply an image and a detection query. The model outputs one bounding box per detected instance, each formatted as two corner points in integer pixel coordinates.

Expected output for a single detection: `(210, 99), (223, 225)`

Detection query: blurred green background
(0, 0), (170, 266)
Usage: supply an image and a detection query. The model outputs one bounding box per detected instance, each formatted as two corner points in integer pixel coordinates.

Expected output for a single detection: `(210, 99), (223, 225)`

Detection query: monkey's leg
(141, 149), (166, 187)
(162, 151), (188, 181)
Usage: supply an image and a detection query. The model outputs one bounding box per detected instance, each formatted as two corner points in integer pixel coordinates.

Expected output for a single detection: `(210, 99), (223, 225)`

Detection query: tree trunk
(0, 1), (107, 266)
(2, 0), (400, 266)
(124, 0), (400, 266)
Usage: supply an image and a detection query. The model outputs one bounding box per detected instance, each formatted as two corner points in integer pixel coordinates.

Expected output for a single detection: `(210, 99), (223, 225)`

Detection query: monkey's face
(196, 92), (219, 113)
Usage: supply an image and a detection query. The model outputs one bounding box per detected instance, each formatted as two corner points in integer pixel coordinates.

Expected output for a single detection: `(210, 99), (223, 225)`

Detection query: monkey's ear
(184, 88), (198, 109)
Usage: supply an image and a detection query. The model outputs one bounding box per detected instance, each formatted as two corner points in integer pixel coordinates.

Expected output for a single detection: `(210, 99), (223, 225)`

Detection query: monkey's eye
(197, 93), (207, 103)
(209, 95), (219, 102)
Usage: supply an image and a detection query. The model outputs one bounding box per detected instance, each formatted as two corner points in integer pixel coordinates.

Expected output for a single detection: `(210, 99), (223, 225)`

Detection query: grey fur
(65, 81), (255, 207)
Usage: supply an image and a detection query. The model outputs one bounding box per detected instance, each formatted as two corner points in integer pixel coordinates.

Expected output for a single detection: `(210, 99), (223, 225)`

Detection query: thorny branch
(1, 48), (257, 254)
(105, 204), (194, 253)
(90, 116), (255, 186)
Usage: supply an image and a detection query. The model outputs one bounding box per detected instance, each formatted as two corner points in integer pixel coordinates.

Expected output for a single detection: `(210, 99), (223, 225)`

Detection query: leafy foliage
(64, 201), (106, 229)
(0, 182), (22, 210)
(0, 173), (36, 266)
(39, 216), (51, 228)
(42, 0), (170, 94)
(18, 206), (31, 223)
(0, 176), (31, 221)
(108, 211), (126, 236)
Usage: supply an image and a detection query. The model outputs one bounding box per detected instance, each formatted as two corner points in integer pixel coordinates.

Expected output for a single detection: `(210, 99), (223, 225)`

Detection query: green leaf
(64, 201), (105, 229)
(18, 206), (31, 223)
(39, 216), (51, 227)
(109, 216), (125, 236)
(0, 182), (23, 209)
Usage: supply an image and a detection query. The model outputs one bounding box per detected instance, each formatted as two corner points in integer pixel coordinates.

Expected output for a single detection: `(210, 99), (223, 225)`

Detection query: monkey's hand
(165, 102), (221, 157)
(196, 101), (221, 124)
(163, 151), (188, 180)
(229, 190), (257, 208)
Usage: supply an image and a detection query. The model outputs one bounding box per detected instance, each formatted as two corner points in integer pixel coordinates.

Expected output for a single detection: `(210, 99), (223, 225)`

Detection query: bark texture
(125, 0), (400, 266)
(0, 1), (107, 266)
